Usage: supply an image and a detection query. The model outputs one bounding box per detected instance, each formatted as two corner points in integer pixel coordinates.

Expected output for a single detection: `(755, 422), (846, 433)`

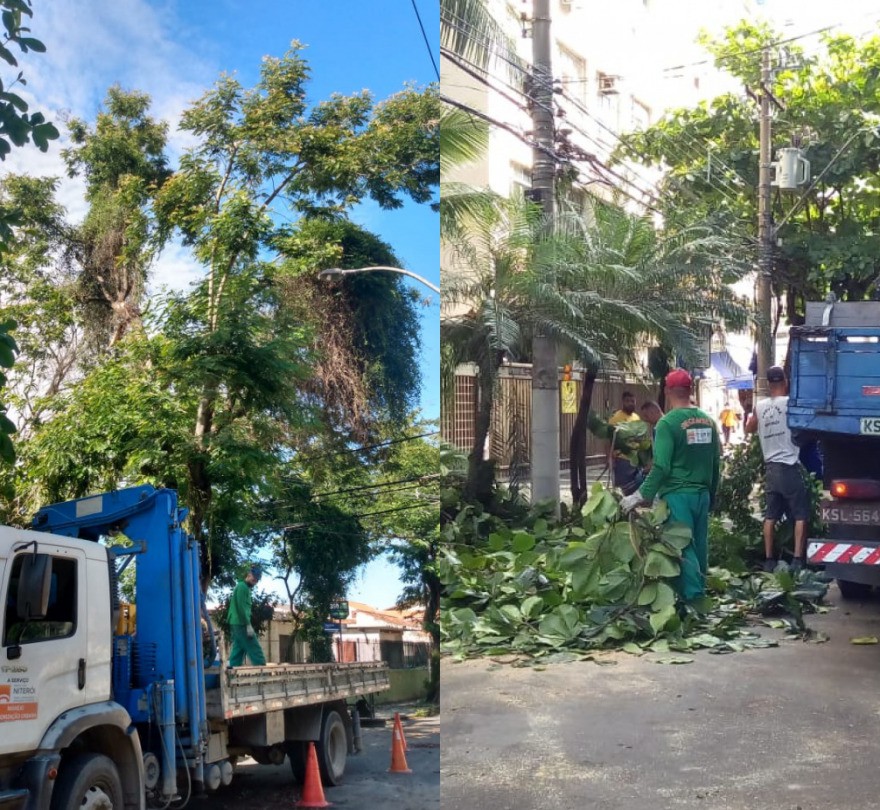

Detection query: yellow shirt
(720, 408), (739, 428)
(608, 411), (642, 458)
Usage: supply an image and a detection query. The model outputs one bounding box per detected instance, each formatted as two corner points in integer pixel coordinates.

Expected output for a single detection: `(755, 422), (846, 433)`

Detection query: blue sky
(13, 0), (438, 609)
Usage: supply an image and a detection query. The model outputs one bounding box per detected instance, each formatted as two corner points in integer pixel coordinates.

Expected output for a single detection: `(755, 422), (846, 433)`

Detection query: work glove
(246, 624), (256, 639)
(620, 491), (644, 514)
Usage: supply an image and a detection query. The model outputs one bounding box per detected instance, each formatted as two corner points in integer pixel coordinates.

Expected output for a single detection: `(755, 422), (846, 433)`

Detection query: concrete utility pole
(756, 47), (774, 399)
(529, 0), (559, 504)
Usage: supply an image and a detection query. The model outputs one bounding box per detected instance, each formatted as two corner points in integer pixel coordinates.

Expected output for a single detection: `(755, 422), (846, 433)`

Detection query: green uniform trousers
(663, 490), (710, 602)
(229, 624), (266, 666)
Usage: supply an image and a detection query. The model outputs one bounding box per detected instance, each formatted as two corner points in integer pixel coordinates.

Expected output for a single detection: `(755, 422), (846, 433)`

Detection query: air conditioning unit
(599, 75), (619, 95)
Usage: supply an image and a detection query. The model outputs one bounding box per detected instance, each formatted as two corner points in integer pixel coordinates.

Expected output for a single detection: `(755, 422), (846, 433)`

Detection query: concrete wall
(375, 668), (430, 705)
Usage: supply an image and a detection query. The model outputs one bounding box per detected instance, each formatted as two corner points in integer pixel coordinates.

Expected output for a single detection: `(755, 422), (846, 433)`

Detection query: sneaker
(762, 558), (776, 573)
(790, 558), (804, 574)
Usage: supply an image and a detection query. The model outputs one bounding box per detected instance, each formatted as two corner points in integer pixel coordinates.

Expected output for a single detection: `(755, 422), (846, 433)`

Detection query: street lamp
(318, 265), (439, 295)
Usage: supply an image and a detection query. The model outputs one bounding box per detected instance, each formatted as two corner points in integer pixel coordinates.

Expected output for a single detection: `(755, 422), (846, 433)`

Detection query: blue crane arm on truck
(0, 485), (389, 810)
(788, 300), (880, 598)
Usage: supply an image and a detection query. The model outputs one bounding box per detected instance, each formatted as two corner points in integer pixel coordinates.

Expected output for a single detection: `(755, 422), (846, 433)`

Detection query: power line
(354, 500), (440, 520)
(297, 431), (439, 463)
(442, 14), (745, 208)
(410, 0), (440, 81)
(313, 474), (440, 500)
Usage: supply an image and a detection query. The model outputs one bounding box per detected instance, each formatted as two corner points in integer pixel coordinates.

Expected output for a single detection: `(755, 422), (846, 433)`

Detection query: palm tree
(531, 201), (754, 503)
(441, 192), (541, 502)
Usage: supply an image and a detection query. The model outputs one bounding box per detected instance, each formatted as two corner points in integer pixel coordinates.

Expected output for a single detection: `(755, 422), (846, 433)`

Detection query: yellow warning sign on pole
(561, 380), (577, 414)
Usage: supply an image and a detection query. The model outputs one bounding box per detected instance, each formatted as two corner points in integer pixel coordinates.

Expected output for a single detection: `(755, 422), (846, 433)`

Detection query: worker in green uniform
(227, 564), (266, 666)
(620, 369), (721, 602)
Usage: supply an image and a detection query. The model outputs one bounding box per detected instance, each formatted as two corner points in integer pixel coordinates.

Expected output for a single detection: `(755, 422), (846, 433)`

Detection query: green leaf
(18, 37), (46, 53)
(512, 532), (536, 553)
(654, 656), (694, 665)
(622, 641), (644, 655)
(521, 595), (544, 619)
(538, 605), (583, 641)
(559, 544), (589, 569)
(644, 550), (680, 578)
(0, 432), (14, 463)
(651, 582), (676, 612)
(649, 638), (670, 653)
(850, 636), (879, 645)
(610, 523), (636, 563)
(660, 522), (692, 550)
(637, 582), (658, 606)
(571, 561), (601, 599)
(649, 604), (677, 635)
(0, 44), (17, 67)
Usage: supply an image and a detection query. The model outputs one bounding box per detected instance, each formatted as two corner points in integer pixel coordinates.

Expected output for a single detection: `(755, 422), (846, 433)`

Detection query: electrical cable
(442, 14), (749, 208)
(410, 0), (440, 81)
(296, 431), (439, 463)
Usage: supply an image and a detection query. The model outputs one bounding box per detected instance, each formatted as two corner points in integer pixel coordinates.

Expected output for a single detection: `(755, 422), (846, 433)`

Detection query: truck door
(0, 544), (88, 753)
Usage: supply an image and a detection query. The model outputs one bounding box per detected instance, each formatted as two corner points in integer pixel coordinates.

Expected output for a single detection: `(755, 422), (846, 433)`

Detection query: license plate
(821, 500), (880, 526)
(860, 417), (880, 435)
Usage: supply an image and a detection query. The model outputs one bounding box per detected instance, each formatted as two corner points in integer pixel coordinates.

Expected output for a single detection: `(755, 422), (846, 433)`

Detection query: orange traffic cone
(296, 742), (331, 808)
(388, 722), (412, 774)
(394, 712), (408, 751)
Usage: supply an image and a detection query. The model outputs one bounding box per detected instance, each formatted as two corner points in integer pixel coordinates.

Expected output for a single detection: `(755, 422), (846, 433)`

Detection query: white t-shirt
(755, 395), (800, 465)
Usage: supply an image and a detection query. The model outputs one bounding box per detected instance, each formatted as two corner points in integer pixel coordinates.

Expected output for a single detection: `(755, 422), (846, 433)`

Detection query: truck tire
(837, 579), (872, 600)
(317, 709), (347, 786)
(287, 741), (308, 784)
(51, 753), (124, 810)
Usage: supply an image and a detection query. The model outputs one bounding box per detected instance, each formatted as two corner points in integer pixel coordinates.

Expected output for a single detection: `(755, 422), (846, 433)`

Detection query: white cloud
(0, 0), (216, 273)
(149, 240), (207, 294)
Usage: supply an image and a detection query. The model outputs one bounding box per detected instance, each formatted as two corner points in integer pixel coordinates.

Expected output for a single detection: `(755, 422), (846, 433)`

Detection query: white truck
(0, 485), (389, 809)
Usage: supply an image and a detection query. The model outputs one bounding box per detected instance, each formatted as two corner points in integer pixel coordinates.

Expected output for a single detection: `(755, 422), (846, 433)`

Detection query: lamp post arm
(327, 266), (439, 294)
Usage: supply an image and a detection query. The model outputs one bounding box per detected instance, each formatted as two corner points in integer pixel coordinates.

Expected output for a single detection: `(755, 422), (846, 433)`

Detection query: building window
(558, 45), (587, 106)
(596, 72), (620, 130)
(631, 97), (651, 131)
(510, 162), (532, 196)
(4, 555), (77, 644)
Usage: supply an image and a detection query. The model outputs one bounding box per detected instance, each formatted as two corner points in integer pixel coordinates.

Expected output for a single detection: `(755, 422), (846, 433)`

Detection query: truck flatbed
(206, 661), (390, 720)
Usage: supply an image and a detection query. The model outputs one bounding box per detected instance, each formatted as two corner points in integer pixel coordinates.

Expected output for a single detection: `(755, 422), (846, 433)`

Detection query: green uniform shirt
(227, 580), (252, 626)
(638, 407), (720, 502)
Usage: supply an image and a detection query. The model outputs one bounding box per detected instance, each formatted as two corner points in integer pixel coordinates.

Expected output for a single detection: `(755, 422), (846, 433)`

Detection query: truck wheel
(287, 741), (308, 784)
(251, 745), (286, 766)
(317, 709), (347, 786)
(837, 579), (872, 600)
(51, 753), (123, 810)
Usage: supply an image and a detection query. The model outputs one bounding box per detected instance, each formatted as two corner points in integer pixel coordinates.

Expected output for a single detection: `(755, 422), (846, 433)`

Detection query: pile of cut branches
(441, 483), (828, 665)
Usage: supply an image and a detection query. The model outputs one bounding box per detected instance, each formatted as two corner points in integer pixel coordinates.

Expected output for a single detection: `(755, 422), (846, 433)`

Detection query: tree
(0, 0), (59, 161)
(618, 24), (880, 324)
(538, 202), (753, 503)
(441, 192), (541, 502)
(63, 87), (170, 349)
(152, 45), (439, 580)
(373, 426), (440, 702)
(0, 0), (60, 464)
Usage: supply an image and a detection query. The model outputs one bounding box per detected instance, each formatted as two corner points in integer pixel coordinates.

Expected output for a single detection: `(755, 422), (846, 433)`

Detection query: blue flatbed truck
(788, 300), (880, 597)
(0, 485), (389, 809)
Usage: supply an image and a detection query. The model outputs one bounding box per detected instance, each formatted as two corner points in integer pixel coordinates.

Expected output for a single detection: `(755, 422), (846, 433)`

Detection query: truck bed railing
(205, 661), (390, 720)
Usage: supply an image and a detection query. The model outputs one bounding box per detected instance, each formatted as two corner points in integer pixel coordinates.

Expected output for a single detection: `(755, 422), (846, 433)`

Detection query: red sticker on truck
(0, 682), (37, 721)
(863, 386), (880, 396)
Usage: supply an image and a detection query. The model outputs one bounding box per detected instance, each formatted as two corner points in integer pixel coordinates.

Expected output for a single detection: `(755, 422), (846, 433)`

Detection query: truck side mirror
(17, 554), (52, 621)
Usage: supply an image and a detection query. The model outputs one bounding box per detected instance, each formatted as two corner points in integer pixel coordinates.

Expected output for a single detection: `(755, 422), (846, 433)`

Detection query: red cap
(665, 369), (693, 389)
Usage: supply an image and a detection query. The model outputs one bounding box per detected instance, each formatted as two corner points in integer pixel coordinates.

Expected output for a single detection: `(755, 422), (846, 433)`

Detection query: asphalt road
(206, 707), (439, 809)
(442, 584), (880, 810)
